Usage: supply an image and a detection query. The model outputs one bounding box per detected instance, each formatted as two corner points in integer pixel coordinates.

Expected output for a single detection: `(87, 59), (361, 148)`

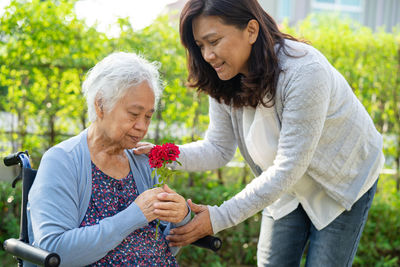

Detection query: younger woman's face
(192, 15), (258, 80)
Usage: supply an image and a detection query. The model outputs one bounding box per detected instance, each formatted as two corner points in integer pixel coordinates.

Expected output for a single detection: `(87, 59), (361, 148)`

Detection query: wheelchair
(2, 151), (222, 266)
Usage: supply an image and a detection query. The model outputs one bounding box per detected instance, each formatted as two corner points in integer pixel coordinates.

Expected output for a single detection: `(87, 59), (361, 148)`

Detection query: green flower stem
(155, 220), (160, 239)
(152, 161), (180, 240)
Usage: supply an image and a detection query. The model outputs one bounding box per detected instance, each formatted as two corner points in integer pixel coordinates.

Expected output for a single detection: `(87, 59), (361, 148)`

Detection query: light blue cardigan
(27, 129), (190, 266)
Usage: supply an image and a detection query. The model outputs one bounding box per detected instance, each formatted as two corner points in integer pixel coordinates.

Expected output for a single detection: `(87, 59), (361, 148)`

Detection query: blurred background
(0, 0), (399, 266)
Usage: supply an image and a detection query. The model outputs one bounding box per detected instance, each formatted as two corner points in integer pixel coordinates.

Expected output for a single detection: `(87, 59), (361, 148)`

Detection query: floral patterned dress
(79, 162), (178, 266)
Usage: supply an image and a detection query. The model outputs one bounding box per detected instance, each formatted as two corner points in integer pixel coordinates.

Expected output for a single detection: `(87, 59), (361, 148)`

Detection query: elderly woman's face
(99, 81), (155, 149)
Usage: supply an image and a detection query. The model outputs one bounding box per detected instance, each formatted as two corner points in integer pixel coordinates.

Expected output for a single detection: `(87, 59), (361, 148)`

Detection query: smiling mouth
(213, 62), (224, 72)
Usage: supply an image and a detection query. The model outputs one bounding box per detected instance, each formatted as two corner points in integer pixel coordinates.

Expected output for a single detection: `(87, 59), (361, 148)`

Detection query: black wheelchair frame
(2, 151), (221, 266)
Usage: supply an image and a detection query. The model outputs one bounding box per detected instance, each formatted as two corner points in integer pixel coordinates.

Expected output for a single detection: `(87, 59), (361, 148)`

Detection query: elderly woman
(27, 52), (190, 266)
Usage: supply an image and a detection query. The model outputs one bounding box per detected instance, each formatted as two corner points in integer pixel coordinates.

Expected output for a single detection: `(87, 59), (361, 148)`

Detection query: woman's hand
(133, 142), (155, 155)
(166, 199), (213, 247)
(154, 184), (189, 224)
(134, 187), (165, 222)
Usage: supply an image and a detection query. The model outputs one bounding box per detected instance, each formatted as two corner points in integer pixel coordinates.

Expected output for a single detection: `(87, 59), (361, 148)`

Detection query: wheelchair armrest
(191, 235), (222, 252)
(3, 238), (60, 267)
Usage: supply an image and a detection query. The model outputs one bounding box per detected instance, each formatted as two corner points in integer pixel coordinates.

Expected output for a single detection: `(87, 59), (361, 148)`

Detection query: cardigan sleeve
(28, 147), (148, 267)
(208, 61), (332, 234)
(175, 96), (237, 171)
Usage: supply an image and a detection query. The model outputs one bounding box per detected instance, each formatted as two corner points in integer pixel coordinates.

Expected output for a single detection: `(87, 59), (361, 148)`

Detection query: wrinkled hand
(134, 187), (165, 222)
(166, 199), (213, 247)
(154, 184), (188, 224)
(133, 142), (155, 155)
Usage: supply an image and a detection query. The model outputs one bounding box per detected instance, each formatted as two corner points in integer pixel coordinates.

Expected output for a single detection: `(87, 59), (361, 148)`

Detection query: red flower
(148, 143), (180, 168)
(148, 142), (180, 240)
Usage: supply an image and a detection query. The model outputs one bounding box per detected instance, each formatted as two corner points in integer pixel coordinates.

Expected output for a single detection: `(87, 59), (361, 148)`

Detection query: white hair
(82, 52), (162, 122)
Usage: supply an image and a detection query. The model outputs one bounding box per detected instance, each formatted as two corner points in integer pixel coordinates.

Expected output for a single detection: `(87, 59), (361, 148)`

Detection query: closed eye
(129, 112), (139, 117)
(209, 38), (220, 45)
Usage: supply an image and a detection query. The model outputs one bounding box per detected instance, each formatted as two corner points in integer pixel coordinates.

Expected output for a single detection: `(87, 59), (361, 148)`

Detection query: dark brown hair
(180, 0), (301, 108)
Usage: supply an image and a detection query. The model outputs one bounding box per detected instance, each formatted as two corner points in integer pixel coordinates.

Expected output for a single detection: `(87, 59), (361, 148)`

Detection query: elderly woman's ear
(94, 98), (104, 119)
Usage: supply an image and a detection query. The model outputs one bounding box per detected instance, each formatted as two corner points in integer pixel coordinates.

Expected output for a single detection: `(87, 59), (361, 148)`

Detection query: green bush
(0, 180), (22, 266)
(354, 176), (400, 267)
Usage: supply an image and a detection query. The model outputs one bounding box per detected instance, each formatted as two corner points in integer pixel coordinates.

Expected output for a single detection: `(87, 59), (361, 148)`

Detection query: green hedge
(0, 181), (21, 266)
(353, 177), (400, 266)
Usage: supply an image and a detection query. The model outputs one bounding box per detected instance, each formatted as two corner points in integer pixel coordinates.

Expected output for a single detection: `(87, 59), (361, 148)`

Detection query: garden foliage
(0, 0), (399, 266)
